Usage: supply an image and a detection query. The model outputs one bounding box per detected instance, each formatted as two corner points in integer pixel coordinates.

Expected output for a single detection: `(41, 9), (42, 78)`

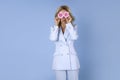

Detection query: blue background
(0, 0), (120, 80)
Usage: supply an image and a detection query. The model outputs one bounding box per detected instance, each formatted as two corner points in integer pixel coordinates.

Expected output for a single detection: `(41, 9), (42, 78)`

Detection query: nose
(62, 17), (65, 20)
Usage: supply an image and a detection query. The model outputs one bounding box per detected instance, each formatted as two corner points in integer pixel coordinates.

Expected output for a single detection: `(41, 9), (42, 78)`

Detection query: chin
(61, 21), (67, 24)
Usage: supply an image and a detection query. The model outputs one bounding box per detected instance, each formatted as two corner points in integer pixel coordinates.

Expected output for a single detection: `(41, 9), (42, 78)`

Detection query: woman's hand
(55, 17), (60, 27)
(66, 16), (72, 23)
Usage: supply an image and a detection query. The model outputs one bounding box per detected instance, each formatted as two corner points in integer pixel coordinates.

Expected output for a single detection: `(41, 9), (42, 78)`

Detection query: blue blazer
(49, 22), (80, 70)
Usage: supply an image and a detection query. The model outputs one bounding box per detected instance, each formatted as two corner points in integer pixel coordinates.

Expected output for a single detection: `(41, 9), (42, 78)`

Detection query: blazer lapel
(59, 27), (69, 42)
(64, 29), (69, 40)
(59, 28), (66, 42)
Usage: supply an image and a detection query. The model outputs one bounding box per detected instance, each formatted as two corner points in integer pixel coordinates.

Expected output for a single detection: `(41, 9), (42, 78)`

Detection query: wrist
(54, 24), (59, 28)
(66, 22), (71, 25)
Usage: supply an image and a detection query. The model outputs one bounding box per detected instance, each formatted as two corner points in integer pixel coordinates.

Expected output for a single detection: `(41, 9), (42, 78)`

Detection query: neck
(61, 23), (66, 29)
(61, 23), (66, 34)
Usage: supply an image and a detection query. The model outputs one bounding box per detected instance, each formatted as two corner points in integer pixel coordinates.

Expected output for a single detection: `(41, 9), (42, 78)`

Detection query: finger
(68, 16), (72, 20)
(56, 18), (60, 21)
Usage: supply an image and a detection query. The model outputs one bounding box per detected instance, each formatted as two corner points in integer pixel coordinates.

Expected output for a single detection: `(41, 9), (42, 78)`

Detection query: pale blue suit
(49, 22), (80, 70)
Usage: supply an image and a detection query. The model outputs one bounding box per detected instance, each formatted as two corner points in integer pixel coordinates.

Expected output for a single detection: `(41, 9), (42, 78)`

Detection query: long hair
(55, 5), (75, 27)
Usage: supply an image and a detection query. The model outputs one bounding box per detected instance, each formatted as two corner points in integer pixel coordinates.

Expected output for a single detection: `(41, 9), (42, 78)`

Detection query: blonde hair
(55, 5), (75, 26)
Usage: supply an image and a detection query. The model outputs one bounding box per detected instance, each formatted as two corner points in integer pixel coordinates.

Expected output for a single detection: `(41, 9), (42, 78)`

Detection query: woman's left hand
(66, 16), (72, 23)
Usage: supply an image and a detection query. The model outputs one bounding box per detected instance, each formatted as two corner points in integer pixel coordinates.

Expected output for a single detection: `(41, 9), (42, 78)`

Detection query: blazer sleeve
(66, 22), (78, 40)
(49, 25), (59, 41)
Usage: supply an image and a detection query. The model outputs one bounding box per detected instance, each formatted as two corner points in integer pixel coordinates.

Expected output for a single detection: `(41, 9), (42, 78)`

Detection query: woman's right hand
(55, 17), (60, 27)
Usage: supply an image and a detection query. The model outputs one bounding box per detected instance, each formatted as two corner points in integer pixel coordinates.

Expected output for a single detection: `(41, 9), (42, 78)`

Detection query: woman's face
(58, 9), (70, 24)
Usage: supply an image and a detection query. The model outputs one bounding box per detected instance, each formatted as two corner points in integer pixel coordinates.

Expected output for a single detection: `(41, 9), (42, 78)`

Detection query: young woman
(49, 5), (80, 80)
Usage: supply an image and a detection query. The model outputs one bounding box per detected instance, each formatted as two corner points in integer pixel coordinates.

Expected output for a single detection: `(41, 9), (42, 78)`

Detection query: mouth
(61, 20), (66, 24)
(61, 19), (65, 22)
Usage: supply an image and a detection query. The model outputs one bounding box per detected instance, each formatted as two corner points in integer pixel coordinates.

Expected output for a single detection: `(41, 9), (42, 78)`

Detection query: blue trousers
(54, 69), (79, 80)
